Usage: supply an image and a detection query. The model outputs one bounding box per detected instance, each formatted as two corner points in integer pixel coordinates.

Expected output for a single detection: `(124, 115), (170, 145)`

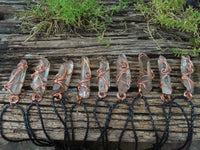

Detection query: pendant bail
(181, 55), (194, 101)
(31, 58), (50, 102)
(137, 53), (154, 96)
(97, 60), (110, 99)
(4, 60), (28, 104)
(116, 54), (132, 100)
(158, 55), (172, 102)
(77, 57), (91, 102)
(53, 60), (74, 100)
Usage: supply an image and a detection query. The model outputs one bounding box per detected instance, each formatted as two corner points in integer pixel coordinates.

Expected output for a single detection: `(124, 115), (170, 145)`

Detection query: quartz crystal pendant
(181, 55), (194, 94)
(53, 60), (74, 92)
(78, 57), (91, 99)
(138, 54), (152, 95)
(31, 58), (50, 98)
(158, 55), (172, 95)
(98, 60), (110, 93)
(117, 54), (131, 95)
(7, 60), (28, 95)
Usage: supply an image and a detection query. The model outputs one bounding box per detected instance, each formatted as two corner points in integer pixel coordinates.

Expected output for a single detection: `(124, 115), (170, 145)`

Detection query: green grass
(135, 0), (200, 56)
(19, 0), (131, 42)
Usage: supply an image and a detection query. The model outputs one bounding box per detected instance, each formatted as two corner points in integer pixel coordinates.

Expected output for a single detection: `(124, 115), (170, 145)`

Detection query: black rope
(93, 99), (132, 150)
(93, 97), (111, 150)
(25, 100), (54, 147)
(156, 101), (172, 149)
(170, 96), (193, 150)
(186, 100), (194, 150)
(69, 102), (89, 149)
(142, 96), (159, 150)
(151, 95), (194, 150)
(132, 94), (159, 150)
(157, 96), (192, 150)
(130, 95), (140, 150)
(0, 103), (30, 142)
(52, 96), (70, 150)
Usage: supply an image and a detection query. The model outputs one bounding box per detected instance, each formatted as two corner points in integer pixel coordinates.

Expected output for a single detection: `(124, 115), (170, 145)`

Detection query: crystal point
(138, 54), (152, 95)
(98, 60), (110, 93)
(181, 55), (194, 94)
(117, 54), (131, 95)
(53, 60), (74, 92)
(79, 57), (91, 99)
(158, 55), (172, 95)
(7, 60), (27, 95)
(31, 58), (50, 98)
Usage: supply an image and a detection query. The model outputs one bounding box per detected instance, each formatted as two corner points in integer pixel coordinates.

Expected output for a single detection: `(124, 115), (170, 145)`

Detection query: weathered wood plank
(0, 0), (199, 144)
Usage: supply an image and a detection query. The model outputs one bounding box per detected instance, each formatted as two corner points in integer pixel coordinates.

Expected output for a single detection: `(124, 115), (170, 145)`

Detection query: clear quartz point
(79, 57), (91, 98)
(31, 58), (50, 97)
(117, 54), (131, 95)
(53, 60), (74, 92)
(98, 60), (110, 93)
(139, 54), (152, 95)
(181, 55), (194, 94)
(158, 55), (172, 95)
(7, 60), (27, 95)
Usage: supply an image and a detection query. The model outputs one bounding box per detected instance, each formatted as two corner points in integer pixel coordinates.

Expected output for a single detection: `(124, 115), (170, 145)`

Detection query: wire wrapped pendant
(0, 60), (29, 142)
(52, 60), (73, 149)
(25, 58), (53, 146)
(97, 54), (132, 150)
(93, 60), (111, 150)
(158, 55), (194, 150)
(69, 57), (90, 149)
(131, 53), (158, 150)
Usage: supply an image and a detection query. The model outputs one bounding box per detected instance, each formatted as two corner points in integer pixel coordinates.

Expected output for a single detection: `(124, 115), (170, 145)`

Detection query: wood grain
(0, 0), (199, 143)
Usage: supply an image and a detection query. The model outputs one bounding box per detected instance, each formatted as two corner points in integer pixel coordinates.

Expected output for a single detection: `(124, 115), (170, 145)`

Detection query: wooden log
(0, 0), (199, 144)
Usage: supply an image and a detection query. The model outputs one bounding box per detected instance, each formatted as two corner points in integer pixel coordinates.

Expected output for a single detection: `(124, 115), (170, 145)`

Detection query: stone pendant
(78, 57), (91, 99)
(31, 58), (50, 99)
(97, 60), (110, 96)
(138, 53), (153, 95)
(53, 60), (74, 92)
(116, 54), (131, 96)
(181, 55), (194, 94)
(6, 60), (28, 95)
(158, 55), (172, 95)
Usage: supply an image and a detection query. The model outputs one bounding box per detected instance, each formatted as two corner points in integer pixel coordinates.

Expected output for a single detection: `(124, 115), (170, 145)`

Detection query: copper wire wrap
(159, 58), (172, 102)
(181, 57), (194, 100)
(53, 63), (73, 101)
(116, 57), (132, 100)
(77, 57), (92, 103)
(31, 59), (50, 102)
(97, 61), (110, 98)
(137, 53), (155, 95)
(4, 60), (28, 104)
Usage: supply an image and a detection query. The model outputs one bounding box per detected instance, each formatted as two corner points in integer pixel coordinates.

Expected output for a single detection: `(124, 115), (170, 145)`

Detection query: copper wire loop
(159, 58), (172, 102)
(53, 63), (73, 99)
(31, 59), (49, 102)
(77, 57), (92, 102)
(184, 91), (192, 101)
(53, 93), (63, 101)
(116, 57), (132, 100)
(32, 93), (42, 102)
(98, 91), (107, 98)
(97, 61), (110, 98)
(161, 93), (171, 103)
(137, 53), (154, 94)
(9, 95), (19, 104)
(181, 57), (194, 100)
(4, 60), (28, 104)
(117, 92), (126, 101)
